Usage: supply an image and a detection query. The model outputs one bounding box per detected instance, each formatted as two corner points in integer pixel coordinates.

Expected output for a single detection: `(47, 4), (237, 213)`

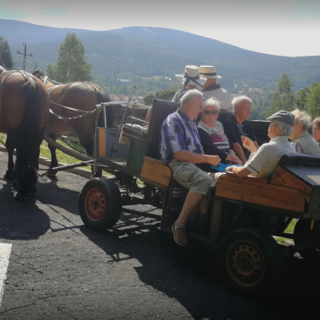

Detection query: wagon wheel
(79, 177), (122, 231)
(218, 228), (284, 296)
(294, 219), (320, 258)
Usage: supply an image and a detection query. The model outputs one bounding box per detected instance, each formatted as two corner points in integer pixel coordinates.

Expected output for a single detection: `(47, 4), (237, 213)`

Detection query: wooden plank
(140, 157), (171, 188)
(270, 166), (312, 203)
(215, 173), (305, 212)
(209, 199), (223, 246)
(98, 127), (107, 158)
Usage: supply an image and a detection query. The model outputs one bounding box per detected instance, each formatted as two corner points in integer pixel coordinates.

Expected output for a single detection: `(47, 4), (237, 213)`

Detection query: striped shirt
(197, 121), (230, 153)
(159, 109), (204, 162)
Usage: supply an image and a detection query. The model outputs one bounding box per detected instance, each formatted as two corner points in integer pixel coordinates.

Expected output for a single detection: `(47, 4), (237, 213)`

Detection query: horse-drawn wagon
(75, 98), (320, 296)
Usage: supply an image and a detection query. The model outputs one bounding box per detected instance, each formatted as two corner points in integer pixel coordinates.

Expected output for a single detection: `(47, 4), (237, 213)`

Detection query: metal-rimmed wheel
(84, 188), (107, 221)
(218, 228), (284, 296)
(79, 177), (122, 231)
(227, 239), (265, 288)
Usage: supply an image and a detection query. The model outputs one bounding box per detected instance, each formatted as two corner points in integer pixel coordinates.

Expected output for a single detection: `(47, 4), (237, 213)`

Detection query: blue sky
(0, 0), (320, 57)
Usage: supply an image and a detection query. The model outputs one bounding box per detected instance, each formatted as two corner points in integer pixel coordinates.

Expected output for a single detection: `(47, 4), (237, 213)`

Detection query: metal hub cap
(228, 241), (265, 287)
(85, 189), (106, 221)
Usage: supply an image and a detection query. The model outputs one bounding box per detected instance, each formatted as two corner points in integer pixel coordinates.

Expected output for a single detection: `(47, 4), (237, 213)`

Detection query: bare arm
(174, 150), (221, 166)
(232, 142), (247, 165)
(226, 166), (251, 178)
(144, 108), (152, 125)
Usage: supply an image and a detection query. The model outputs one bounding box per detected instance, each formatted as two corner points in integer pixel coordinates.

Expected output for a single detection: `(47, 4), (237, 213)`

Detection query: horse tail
(96, 89), (114, 128)
(15, 77), (45, 191)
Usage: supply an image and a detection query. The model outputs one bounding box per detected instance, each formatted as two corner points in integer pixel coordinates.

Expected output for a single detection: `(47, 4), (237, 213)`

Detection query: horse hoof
(14, 191), (27, 201)
(47, 174), (58, 180)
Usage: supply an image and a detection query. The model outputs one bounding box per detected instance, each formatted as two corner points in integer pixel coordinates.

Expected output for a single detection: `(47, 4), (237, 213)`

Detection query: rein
(49, 107), (98, 121)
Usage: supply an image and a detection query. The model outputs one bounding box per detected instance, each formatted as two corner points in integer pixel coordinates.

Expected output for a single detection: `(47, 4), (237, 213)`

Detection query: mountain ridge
(1, 19), (319, 91)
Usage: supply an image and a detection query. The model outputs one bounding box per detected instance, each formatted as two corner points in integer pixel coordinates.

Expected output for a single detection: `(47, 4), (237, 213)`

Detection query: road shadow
(79, 213), (319, 320)
(0, 178), (50, 240)
(34, 175), (82, 216)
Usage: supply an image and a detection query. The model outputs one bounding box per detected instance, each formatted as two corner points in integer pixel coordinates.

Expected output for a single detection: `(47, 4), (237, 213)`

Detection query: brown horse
(0, 70), (50, 199)
(34, 74), (115, 171)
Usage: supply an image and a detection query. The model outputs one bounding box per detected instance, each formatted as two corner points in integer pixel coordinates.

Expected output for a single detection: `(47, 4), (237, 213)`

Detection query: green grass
(275, 219), (297, 245)
(0, 133), (91, 170)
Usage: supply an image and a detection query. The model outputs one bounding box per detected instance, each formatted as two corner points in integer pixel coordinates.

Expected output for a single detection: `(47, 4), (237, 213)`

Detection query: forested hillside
(1, 19), (320, 94)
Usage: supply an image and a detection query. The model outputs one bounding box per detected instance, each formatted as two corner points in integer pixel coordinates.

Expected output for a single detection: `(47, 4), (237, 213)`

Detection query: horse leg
(4, 133), (15, 180)
(48, 133), (58, 168)
(78, 133), (102, 177)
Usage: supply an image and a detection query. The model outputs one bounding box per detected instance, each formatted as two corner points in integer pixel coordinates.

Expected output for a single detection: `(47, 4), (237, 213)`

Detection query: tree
(0, 37), (14, 69)
(296, 86), (310, 111)
(143, 88), (176, 105)
(143, 93), (156, 105)
(268, 73), (295, 115)
(305, 82), (320, 118)
(47, 33), (92, 82)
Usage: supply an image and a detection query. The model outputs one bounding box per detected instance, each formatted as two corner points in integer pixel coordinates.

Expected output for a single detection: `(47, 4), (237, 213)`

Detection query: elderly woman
(197, 97), (242, 165)
(290, 109), (320, 156)
(312, 117), (320, 147)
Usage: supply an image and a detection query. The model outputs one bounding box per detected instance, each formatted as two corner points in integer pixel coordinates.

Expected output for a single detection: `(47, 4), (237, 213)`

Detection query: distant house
(116, 78), (131, 83)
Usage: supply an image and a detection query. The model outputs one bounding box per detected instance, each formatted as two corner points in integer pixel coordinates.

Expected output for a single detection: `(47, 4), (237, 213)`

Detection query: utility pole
(17, 42), (33, 71)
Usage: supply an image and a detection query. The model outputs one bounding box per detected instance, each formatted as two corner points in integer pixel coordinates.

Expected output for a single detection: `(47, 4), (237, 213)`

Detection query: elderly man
(200, 65), (233, 110)
(225, 110), (296, 179)
(219, 96), (258, 164)
(159, 89), (221, 246)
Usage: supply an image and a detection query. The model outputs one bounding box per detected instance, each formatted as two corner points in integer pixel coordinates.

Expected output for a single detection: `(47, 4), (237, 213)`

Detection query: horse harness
(47, 84), (102, 121)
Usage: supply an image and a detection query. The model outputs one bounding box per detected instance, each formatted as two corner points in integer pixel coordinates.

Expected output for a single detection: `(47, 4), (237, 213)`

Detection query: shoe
(196, 213), (210, 234)
(171, 222), (188, 247)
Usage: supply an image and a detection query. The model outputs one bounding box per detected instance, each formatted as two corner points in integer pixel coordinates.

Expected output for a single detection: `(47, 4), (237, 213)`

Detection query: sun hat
(199, 65), (221, 79)
(267, 110), (295, 126)
(175, 65), (207, 87)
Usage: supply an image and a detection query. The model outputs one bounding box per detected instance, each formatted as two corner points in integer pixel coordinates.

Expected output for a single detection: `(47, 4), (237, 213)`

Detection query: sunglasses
(203, 110), (219, 115)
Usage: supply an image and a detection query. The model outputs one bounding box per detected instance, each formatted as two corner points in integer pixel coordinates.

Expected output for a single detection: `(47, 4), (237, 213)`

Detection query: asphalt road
(0, 150), (320, 320)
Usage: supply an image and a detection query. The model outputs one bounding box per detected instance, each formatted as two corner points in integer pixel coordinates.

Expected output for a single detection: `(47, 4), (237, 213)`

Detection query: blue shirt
(159, 109), (204, 162)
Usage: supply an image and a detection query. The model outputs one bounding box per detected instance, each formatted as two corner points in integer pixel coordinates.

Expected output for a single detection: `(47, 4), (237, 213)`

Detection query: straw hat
(199, 65), (221, 79)
(175, 65), (207, 86)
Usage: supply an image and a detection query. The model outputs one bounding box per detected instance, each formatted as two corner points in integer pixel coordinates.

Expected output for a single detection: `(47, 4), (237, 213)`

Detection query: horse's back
(0, 71), (49, 131)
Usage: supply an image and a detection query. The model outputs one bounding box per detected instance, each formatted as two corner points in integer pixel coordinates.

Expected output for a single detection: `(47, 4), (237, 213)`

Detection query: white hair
(270, 120), (293, 136)
(232, 95), (252, 111)
(203, 97), (221, 111)
(291, 109), (311, 131)
(180, 89), (203, 105)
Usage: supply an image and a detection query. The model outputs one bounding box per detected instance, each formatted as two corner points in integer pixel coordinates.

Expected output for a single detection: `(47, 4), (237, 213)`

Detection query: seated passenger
(312, 117), (320, 147)
(212, 110), (296, 181)
(290, 109), (320, 156)
(197, 98), (242, 165)
(144, 65), (206, 124)
(218, 96), (258, 164)
(200, 65), (233, 110)
(159, 89), (220, 247)
(172, 65), (207, 102)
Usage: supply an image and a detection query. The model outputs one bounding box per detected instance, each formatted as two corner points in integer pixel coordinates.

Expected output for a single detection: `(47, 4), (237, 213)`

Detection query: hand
(206, 155), (221, 166)
(226, 166), (233, 172)
(241, 136), (253, 149)
(226, 154), (242, 165)
(241, 136), (257, 153)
